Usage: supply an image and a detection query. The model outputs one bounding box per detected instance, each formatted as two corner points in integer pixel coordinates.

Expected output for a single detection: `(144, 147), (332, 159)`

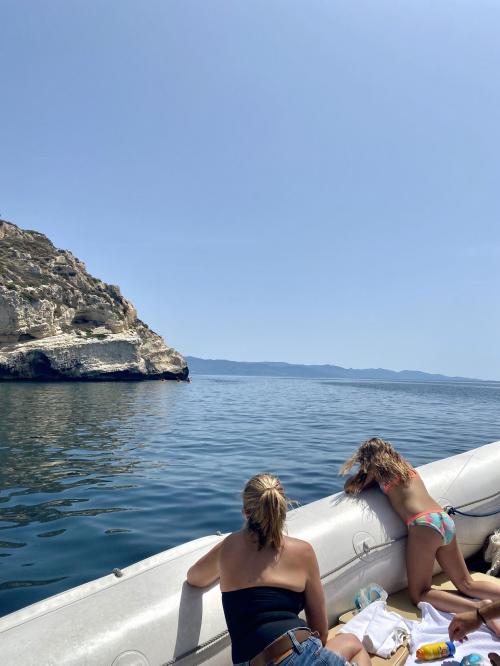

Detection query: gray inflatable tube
(1, 441), (500, 666)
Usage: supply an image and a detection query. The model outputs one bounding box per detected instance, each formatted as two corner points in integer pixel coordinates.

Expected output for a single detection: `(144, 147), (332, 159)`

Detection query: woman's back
(219, 532), (320, 662)
(219, 531), (310, 592)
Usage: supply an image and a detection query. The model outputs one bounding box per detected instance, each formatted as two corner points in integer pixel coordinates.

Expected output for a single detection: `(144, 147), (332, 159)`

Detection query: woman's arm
(303, 542), (329, 645)
(449, 600), (500, 641)
(186, 539), (225, 588)
(344, 470), (376, 495)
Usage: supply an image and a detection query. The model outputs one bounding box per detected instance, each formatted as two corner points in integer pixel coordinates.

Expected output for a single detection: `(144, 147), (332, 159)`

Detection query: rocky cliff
(0, 220), (188, 380)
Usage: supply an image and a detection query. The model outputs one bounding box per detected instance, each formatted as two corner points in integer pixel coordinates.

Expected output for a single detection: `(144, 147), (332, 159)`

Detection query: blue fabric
(233, 632), (350, 666)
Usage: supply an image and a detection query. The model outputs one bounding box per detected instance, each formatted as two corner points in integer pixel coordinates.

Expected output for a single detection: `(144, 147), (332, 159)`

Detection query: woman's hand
(344, 476), (363, 495)
(344, 471), (373, 495)
(448, 610), (480, 641)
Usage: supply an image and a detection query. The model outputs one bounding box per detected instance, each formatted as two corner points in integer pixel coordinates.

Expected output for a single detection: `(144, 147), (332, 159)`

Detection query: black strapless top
(221, 586), (305, 663)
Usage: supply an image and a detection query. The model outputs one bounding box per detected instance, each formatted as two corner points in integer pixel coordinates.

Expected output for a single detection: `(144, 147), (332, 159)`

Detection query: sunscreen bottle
(416, 641), (456, 660)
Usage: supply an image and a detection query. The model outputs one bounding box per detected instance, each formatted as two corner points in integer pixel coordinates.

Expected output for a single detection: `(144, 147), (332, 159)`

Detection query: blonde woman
(342, 438), (500, 632)
(187, 473), (370, 666)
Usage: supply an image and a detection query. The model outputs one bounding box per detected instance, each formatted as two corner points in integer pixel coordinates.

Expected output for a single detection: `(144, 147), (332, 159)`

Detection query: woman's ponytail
(243, 474), (287, 550)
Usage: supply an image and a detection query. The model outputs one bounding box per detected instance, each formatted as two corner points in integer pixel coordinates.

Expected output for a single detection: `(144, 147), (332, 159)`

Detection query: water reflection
(0, 383), (167, 499)
(0, 498), (127, 530)
(0, 576), (67, 591)
(0, 540), (26, 548)
(0, 381), (184, 613)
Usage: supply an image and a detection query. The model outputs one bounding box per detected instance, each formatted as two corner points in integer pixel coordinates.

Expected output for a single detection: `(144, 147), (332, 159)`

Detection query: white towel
(406, 602), (500, 666)
(339, 600), (415, 658)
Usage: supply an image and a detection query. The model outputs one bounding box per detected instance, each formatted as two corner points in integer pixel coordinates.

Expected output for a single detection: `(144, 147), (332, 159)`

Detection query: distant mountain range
(186, 357), (475, 382)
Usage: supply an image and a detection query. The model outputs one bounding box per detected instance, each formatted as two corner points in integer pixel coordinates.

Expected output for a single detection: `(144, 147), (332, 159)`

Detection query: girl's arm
(186, 539), (225, 588)
(303, 542), (329, 645)
(344, 470), (376, 495)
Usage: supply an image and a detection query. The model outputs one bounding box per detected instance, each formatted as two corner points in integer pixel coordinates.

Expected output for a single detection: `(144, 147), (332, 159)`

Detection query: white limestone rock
(0, 219), (188, 380)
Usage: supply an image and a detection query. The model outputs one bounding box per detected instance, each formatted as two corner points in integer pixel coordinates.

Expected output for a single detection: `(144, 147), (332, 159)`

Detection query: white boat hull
(1, 441), (500, 666)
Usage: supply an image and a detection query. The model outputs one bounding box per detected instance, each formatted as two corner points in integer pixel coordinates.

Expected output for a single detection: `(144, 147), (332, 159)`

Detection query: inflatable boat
(1, 441), (500, 666)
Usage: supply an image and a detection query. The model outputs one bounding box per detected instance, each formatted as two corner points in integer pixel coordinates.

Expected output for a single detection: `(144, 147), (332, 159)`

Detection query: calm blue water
(1, 376), (500, 617)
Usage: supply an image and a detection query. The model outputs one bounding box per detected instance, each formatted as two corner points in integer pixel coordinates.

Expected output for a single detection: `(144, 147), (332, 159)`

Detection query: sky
(1, 1), (500, 380)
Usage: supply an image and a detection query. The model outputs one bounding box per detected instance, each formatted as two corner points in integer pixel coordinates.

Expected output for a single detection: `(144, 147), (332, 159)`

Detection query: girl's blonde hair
(340, 437), (413, 487)
(242, 473), (287, 550)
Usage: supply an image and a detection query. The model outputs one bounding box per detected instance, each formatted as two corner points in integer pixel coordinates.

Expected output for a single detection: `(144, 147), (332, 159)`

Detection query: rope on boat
(446, 489), (500, 518)
(452, 489), (500, 509)
(446, 507), (500, 518)
(162, 629), (230, 666)
(320, 536), (405, 581)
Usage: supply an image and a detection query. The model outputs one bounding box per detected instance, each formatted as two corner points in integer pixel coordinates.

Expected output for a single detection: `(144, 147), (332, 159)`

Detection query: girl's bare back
(383, 472), (443, 521)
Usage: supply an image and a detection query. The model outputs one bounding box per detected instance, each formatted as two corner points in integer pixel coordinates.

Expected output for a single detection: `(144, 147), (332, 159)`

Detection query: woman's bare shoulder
(283, 536), (315, 558)
(220, 530), (245, 552)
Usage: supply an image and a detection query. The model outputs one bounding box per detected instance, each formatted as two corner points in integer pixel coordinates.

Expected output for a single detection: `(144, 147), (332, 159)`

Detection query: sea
(1, 375), (500, 617)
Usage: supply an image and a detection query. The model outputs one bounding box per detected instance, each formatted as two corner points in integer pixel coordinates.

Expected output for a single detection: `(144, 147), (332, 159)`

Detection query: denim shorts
(234, 628), (352, 666)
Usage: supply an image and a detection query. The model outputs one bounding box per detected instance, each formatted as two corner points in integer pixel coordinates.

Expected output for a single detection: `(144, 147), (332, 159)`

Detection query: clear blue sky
(1, 2), (499, 379)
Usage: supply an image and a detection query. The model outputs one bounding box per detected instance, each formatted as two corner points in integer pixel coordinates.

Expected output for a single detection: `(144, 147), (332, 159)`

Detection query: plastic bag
(461, 654), (491, 666)
(353, 583), (388, 611)
(485, 530), (500, 577)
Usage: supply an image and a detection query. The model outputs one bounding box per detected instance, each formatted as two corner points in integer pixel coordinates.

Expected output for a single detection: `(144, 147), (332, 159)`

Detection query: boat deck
(328, 572), (496, 666)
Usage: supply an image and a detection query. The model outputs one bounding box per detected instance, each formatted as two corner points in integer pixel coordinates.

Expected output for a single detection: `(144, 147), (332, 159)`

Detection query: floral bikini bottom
(406, 510), (456, 546)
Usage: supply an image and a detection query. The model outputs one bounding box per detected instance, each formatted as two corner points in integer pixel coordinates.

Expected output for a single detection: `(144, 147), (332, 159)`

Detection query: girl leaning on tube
(187, 473), (370, 666)
(341, 437), (500, 634)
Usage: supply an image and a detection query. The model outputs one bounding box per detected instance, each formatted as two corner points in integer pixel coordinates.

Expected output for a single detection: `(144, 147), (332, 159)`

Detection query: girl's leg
(436, 536), (500, 601)
(326, 633), (371, 666)
(407, 526), (484, 613)
(436, 536), (500, 635)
